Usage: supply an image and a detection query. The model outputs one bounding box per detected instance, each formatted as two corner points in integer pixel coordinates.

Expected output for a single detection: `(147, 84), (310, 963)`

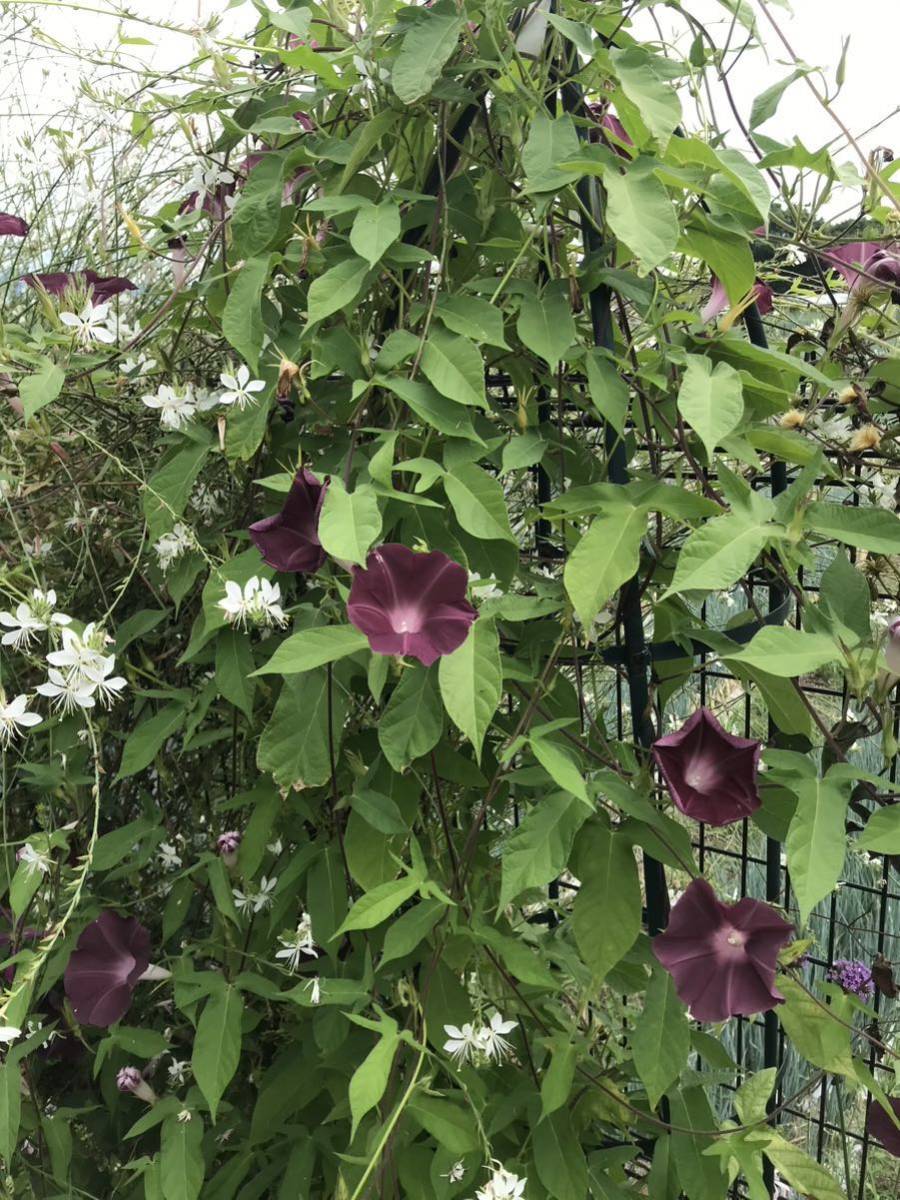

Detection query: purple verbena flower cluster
(827, 959), (875, 1002)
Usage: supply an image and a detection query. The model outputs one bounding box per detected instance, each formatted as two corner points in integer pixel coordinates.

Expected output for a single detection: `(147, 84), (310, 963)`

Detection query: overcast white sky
(2, 0), (897, 189)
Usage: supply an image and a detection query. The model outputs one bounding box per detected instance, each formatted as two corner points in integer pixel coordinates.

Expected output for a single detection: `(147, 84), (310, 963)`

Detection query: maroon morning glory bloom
(701, 277), (774, 323)
(652, 707), (762, 827)
(63, 911), (151, 1027)
(24, 269), (136, 305)
(653, 878), (793, 1022)
(823, 242), (900, 294)
(347, 544), (477, 667)
(868, 1096), (900, 1157)
(0, 214), (28, 237)
(249, 469), (327, 574)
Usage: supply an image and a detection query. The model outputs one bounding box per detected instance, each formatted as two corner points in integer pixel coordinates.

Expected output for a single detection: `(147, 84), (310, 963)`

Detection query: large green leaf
(420, 329), (486, 409)
(784, 775), (849, 924)
(114, 702), (186, 781)
(317, 479), (382, 565)
(160, 1114), (205, 1200)
(306, 256), (369, 326)
(663, 511), (773, 597)
(725, 628), (840, 678)
(765, 1134), (844, 1200)
(255, 626), (369, 676)
(143, 431), (212, 540)
(378, 665), (443, 771)
(856, 806), (900, 853)
(806, 501), (900, 554)
(497, 794), (588, 911)
(631, 966), (689, 1107)
(533, 1110), (588, 1200)
(522, 112), (581, 194)
(435, 294), (509, 348)
(20, 358), (64, 423)
(381, 376), (485, 443)
(571, 821), (641, 980)
(564, 504), (645, 628)
(215, 628), (256, 718)
(222, 255), (271, 370)
(231, 152), (285, 257)
(676, 355), (744, 460)
(609, 46), (681, 145)
(257, 669), (348, 788)
(443, 462), (515, 542)
(438, 619), (501, 762)
(603, 156), (679, 273)
(517, 283), (576, 372)
(350, 201), (401, 266)
(0, 1062), (20, 1165)
(192, 984), (243, 1120)
(392, 10), (462, 104)
(349, 1025), (399, 1137)
(775, 975), (855, 1075)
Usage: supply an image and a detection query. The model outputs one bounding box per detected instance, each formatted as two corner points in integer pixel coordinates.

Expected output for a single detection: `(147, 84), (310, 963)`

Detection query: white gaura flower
(478, 1013), (518, 1062)
(168, 1059), (190, 1086)
(475, 1166), (527, 1200)
(154, 523), (194, 571)
(59, 301), (116, 346)
(36, 668), (96, 713)
(442, 1161), (466, 1184)
(46, 623), (110, 687)
(442, 1022), (483, 1065)
(142, 384), (197, 431)
(0, 1028), (21, 1045)
(303, 975), (321, 1005)
(218, 364), (266, 410)
(89, 656), (127, 707)
(275, 913), (318, 971)
(253, 875), (277, 912)
(158, 842), (182, 871)
(0, 589), (71, 648)
(0, 695), (42, 746)
(17, 843), (51, 874)
(217, 577), (287, 629)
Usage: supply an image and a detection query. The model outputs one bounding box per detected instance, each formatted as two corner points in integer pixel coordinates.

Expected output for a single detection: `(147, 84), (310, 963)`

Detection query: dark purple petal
(24, 270), (136, 305)
(652, 878), (793, 1022)
(63, 911), (150, 1027)
(702, 277), (773, 322)
(0, 214), (28, 237)
(822, 242), (897, 292)
(586, 104), (632, 157)
(249, 469), (327, 573)
(652, 707), (761, 827)
(868, 1096), (900, 1157)
(347, 544), (477, 666)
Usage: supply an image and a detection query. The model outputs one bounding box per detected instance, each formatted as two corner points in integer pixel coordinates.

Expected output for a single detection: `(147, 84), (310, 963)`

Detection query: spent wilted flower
(59, 301), (116, 346)
(848, 424), (882, 453)
(217, 577), (287, 629)
(142, 384), (197, 432)
(249, 469), (327, 574)
(652, 707), (762, 827)
(347, 545), (477, 666)
(652, 878), (794, 1022)
(218, 364), (266, 410)
(826, 959), (875, 1002)
(0, 694), (42, 746)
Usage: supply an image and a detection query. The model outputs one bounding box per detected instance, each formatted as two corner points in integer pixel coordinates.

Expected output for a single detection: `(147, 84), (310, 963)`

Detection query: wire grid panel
(658, 458), (900, 1200)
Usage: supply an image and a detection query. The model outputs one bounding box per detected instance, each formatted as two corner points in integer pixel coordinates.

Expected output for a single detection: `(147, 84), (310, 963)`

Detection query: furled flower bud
(116, 1066), (157, 1104)
(885, 618), (900, 675)
(217, 831), (241, 869)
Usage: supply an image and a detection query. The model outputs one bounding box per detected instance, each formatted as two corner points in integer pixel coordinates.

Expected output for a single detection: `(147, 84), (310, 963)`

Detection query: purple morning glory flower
(63, 911), (151, 1027)
(347, 544), (477, 667)
(701, 277), (774, 323)
(653, 878), (794, 1022)
(249, 469), (327, 574)
(652, 707), (762, 827)
(826, 958), (875, 1001)
(24, 270), (136, 305)
(0, 214), (28, 237)
(868, 1096), (900, 1157)
(823, 243), (900, 294)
